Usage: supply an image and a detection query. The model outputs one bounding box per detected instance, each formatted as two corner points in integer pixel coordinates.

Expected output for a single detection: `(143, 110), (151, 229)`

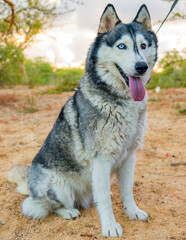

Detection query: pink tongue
(128, 76), (145, 101)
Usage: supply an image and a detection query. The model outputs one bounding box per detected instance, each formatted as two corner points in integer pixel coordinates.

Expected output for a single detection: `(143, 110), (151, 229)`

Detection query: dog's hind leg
(54, 208), (80, 219)
(49, 181), (80, 219)
(22, 196), (53, 219)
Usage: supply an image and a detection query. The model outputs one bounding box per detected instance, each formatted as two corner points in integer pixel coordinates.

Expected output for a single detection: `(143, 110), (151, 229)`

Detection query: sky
(24, 0), (186, 68)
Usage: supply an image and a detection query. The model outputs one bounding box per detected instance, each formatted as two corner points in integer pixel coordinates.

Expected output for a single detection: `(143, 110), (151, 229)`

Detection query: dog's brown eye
(141, 43), (146, 49)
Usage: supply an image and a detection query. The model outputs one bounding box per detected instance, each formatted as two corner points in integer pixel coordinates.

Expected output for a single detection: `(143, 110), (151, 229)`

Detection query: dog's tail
(8, 165), (29, 195)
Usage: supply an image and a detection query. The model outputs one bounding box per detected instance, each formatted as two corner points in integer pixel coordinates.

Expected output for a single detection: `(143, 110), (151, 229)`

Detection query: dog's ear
(133, 5), (151, 31)
(98, 4), (120, 34)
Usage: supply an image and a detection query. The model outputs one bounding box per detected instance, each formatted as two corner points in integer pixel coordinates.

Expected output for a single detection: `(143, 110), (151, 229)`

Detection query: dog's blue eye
(117, 44), (126, 50)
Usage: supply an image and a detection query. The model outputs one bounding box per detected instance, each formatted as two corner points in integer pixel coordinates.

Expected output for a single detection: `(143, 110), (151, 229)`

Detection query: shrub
(0, 43), (24, 86)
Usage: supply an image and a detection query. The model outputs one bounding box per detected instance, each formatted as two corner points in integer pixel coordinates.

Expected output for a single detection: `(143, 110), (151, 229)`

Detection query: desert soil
(0, 87), (185, 240)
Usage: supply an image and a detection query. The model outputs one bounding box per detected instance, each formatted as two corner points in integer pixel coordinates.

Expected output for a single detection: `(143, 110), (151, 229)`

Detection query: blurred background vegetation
(0, 0), (185, 93)
(149, 47), (186, 89)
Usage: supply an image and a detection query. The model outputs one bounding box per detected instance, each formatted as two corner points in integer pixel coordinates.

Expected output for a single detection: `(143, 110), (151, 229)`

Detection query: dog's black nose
(135, 62), (148, 75)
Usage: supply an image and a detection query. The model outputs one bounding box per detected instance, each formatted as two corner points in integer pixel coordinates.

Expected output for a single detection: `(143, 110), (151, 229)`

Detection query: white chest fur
(93, 94), (147, 163)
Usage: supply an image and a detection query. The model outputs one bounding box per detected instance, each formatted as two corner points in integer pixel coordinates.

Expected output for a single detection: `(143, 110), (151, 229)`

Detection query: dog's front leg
(117, 151), (148, 221)
(92, 159), (122, 237)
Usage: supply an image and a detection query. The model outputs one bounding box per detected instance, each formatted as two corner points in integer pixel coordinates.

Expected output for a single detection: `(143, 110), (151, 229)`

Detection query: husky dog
(8, 4), (157, 237)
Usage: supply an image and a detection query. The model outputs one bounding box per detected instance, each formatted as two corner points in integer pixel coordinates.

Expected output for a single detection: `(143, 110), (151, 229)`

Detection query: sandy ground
(0, 87), (185, 240)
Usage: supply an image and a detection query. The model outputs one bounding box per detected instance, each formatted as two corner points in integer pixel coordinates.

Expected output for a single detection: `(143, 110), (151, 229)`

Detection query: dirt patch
(0, 87), (185, 240)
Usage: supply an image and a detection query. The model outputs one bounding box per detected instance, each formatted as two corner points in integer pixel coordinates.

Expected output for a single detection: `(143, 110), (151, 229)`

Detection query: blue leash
(156, 0), (179, 33)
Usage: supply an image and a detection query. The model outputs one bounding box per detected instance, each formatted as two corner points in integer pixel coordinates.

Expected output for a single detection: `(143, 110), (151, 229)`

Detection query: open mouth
(115, 63), (129, 87)
(115, 63), (145, 102)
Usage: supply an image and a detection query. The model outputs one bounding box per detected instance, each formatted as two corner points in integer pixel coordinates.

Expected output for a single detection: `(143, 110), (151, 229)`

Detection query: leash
(156, 0), (179, 33)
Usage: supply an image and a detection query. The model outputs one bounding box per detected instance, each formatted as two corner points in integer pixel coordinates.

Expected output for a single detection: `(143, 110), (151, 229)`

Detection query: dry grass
(0, 94), (18, 107)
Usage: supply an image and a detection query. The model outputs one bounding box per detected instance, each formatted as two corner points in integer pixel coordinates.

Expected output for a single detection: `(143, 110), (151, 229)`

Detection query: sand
(0, 87), (185, 240)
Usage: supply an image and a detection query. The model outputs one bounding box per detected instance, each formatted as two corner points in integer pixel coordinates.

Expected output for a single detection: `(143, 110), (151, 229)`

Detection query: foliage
(46, 68), (84, 93)
(0, 43), (24, 86)
(17, 96), (38, 113)
(0, 44), (84, 89)
(0, 0), (77, 48)
(25, 59), (84, 90)
(22, 96), (38, 113)
(148, 98), (161, 102)
(0, 44), (185, 91)
(25, 58), (56, 88)
(0, 0), (83, 88)
(159, 48), (186, 68)
(147, 48), (186, 89)
(172, 101), (186, 115)
(162, 0), (186, 20)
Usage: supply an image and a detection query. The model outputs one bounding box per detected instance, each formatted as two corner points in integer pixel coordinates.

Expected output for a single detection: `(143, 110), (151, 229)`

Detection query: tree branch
(163, 59), (186, 68)
(3, 0), (15, 31)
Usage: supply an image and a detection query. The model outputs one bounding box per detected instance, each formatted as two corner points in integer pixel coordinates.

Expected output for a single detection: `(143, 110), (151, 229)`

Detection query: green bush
(0, 43), (24, 86)
(46, 68), (84, 94)
(25, 58), (56, 88)
(0, 44), (185, 91)
(148, 48), (186, 89)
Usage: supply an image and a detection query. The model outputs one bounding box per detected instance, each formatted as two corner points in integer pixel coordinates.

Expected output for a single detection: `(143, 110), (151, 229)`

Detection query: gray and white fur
(8, 4), (157, 237)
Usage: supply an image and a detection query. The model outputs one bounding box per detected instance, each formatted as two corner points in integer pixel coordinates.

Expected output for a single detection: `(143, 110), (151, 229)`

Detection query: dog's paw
(125, 206), (148, 221)
(102, 221), (123, 237)
(54, 208), (80, 219)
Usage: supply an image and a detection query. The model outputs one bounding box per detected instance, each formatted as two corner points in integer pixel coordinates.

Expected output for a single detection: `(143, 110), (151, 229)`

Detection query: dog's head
(87, 4), (158, 101)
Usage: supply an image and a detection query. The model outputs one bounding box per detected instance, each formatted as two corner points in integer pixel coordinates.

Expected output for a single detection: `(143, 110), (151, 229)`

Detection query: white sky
(24, 0), (186, 67)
